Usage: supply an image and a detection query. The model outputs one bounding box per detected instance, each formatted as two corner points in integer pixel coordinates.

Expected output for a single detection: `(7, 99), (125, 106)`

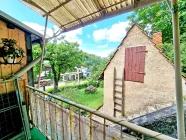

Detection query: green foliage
(127, 0), (186, 76)
(32, 44), (42, 80)
(99, 81), (104, 88)
(160, 43), (186, 76)
(87, 80), (99, 87)
(127, 0), (186, 43)
(45, 40), (84, 93)
(0, 38), (23, 59)
(46, 82), (88, 93)
(83, 53), (108, 80)
(56, 87), (103, 109)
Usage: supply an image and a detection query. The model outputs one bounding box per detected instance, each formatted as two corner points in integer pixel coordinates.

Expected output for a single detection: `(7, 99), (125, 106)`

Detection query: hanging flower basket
(0, 38), (24, 64)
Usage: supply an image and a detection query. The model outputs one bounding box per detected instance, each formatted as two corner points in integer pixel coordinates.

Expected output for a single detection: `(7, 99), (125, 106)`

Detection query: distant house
(99, 24), (186, 120)
(61, 67), (90, 81)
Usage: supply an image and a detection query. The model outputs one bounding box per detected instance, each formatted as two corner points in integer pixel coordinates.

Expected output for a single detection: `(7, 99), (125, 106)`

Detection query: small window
(124, 46), (146, 83)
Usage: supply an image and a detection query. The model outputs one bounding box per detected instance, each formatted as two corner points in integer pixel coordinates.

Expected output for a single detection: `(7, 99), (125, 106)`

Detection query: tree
(160, 43), (186, 76)
(127, 0), (186, 43)
(32, 44), (42, 81)
(45, 41), (83, 93)
(127, 0), (186, 76)
(83, 53), (108, 80)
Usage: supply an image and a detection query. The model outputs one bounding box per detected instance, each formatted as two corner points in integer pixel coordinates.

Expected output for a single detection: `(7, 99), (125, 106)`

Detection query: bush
(87, 80), (99, 87)
(99, 81), (104, 88)
(46, 82), (88, 93)
(46, 87), (54, 93)
(85, 85), (97, 94)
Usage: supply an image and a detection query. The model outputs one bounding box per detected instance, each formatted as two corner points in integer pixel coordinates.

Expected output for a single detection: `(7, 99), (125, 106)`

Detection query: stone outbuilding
(99, 24), (186, 120)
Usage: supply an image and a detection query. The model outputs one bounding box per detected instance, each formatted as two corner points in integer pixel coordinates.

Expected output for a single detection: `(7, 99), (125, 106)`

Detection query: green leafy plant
(0, 38), (23, 60)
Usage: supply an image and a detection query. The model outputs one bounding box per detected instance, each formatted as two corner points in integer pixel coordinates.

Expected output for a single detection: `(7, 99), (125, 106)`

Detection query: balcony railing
(26, 85), (176, 140)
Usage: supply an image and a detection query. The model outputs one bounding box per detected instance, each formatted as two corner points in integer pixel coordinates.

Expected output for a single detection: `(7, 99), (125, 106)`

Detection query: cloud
(63, 28), (82, 45)
(23, 22), (53, 37)
(96, 44), (108, 49)
(23, 21), (82, 45)
(93, 21), (129, 42)
(84, 49), (114, 57)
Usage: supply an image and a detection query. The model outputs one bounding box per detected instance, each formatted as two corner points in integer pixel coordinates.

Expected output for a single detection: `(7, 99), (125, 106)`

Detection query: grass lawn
(56, 87), (103, 109)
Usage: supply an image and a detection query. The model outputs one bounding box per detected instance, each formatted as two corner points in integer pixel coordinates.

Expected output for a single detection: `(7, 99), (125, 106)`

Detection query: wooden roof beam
(93, 0), (106, 15)
(21, 0), (48, 14)
(44, 0), (72, 16)
(60, 0), (162, 33)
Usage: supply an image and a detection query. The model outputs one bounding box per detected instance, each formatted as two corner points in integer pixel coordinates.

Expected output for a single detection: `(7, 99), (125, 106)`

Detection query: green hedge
(46, 82), (88, 93)
(46, 80), (103, 93)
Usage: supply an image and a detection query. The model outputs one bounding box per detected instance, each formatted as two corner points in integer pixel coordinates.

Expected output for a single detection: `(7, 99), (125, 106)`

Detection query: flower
(4, 46), (9, 51)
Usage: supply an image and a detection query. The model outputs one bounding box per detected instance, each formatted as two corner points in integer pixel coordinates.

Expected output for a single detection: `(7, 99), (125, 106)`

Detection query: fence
(26, 85), (176, 140)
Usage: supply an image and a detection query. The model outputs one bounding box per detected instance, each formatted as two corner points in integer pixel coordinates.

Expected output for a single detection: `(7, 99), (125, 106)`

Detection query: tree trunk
(51, 64), (58, 93)
(54, 81), (58, 94)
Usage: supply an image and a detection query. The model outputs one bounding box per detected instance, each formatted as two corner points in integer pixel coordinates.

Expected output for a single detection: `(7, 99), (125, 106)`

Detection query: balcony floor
(31, 128), (46, 140)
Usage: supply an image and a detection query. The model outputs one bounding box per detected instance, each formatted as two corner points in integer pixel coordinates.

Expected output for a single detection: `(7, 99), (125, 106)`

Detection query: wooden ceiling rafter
(62, 0), (128, 28)
(43, 0), (72, 17)
(93, 0), (106, 15)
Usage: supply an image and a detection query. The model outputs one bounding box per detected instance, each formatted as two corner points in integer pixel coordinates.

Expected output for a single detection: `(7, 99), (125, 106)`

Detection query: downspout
(171, 0), (185, 139)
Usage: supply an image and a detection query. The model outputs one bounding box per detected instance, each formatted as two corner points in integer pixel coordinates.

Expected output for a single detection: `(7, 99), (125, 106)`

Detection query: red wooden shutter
(124, 46), (146, 83)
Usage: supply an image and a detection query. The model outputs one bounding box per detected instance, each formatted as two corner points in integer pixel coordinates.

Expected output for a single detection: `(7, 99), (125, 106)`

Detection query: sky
(0, 0), (131, 57)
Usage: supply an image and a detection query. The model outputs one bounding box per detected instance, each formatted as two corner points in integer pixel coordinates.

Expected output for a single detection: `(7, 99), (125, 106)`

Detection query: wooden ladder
(113, 67), (125, 117)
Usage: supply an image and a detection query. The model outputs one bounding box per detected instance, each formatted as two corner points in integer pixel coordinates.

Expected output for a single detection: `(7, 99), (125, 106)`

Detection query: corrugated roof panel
(20, 0), (162, 33)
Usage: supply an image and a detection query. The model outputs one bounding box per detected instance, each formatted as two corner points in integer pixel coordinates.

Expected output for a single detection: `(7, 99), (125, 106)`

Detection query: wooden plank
(0, 20), (8, 38)
(115, 102), (122, 107)
(124, 47), (130, 81)
(114, 96), (122, 100)
(115, 77), (122, 81)
(0, 20), (8, 77)
(114, 108), (122, 112)
(11, 64), (21, 74)
(18, 29), (27, 68)
(139, 46), (146, 83)
(0, 83), (6, 94)
(10, 28), (21, 73)
(6, 81), (15, 93)
(135, 46), (140, 82)
(115, 83), (122, 87)
(114, 90), (122, 93)
(1, 64), (11, 76)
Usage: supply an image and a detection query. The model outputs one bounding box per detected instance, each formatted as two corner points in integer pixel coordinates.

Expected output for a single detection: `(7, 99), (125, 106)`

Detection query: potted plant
(0, 38), (24, 63)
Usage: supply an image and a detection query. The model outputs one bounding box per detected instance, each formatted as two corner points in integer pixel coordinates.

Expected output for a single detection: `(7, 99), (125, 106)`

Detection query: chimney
(152, 32), (162, 45)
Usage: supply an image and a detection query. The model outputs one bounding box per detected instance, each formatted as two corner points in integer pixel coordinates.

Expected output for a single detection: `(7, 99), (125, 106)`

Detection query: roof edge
(0, 10), (43, 39)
